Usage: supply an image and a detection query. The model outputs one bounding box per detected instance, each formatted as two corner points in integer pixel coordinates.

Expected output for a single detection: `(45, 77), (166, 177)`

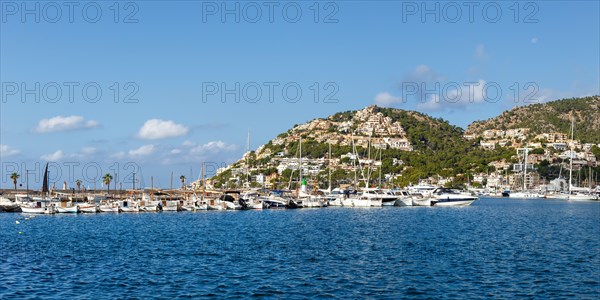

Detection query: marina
(1, 197), (598, 298)
(2, 2), (599, 298)
(2, 184), (598, 215)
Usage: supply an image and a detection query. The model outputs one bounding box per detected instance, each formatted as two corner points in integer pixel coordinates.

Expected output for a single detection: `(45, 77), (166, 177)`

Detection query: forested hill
(212, 105), (514, 187)
(466, 96), (600, 143)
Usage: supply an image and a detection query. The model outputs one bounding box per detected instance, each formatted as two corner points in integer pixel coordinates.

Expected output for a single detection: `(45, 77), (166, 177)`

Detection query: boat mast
(150, 176), (154, 202)
(589, 166), (592, 190)
(366, 139), (371, 188)
(351, 134), (357, 188)
(201, 162), (205, 202)
(246, 129), (250, 186)
(299, 137), (302, 194)
(569, 118), (574, 195)
(523, 149), (527, 191)
(378, 148), (382, 188)
(328, 143), (332, 192)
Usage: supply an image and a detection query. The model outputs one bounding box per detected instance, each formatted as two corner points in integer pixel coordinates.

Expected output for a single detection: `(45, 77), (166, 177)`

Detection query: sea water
(1, 198), (598, 299)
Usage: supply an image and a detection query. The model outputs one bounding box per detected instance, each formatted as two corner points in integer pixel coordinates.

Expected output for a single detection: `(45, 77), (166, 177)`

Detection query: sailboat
(349, 137), (382, 207)
(508, 148), (543, 199)
(20, 163), (57, 214)
(324, 144), (345, 206)
(561, 118), (597, 201)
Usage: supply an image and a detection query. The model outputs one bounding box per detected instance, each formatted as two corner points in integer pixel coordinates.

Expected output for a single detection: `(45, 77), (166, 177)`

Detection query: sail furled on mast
(42, 163), (49, 194)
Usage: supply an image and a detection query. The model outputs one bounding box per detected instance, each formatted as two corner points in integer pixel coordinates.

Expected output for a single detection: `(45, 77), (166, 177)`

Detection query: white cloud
(110, 145), (156, 160)
(415, 64), (432, 75)
(35, 115), (100, 133)
(110, 151), (127, 160)
(531, 37), (539, 44)
(189, 141), (237, 154)
(41, 150), (64, 161)
(405, 64), (442, 83)
(80, 147), (97, 155)
(0, 144), (20, 157)
(416, 79), (488, 111)
(128, 144), (155, 157)
(161, 140), (239, 165)
(138, 119), (189, 140)
(451, 79), (487, 103)
(374, 92), (403, 107)
(417, 94), (442, 111)
(475, 44), (486, 59)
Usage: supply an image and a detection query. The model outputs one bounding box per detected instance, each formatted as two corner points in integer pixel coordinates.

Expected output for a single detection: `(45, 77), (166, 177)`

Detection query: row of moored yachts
(0, 187), (479, 214)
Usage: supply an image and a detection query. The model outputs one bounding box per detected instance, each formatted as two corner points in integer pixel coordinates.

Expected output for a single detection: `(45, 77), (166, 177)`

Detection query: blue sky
(1, 0), (599, 189)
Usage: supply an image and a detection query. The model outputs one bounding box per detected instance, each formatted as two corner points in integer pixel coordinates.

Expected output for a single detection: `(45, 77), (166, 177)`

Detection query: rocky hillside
(209, 98), (599, 189)
(254, 105), (469, 160)
(212, 105), (514, 188)
(466, 96), (600, 143)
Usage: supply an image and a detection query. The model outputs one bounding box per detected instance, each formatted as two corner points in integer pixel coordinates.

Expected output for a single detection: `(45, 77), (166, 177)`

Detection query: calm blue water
(1, 198), (599, 299)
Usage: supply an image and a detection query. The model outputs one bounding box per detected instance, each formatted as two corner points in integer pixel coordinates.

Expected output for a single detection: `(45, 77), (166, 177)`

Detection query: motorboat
(388, 189), (412, 206)
(430, 188), (478, 206)
(0, 196), (21, 212)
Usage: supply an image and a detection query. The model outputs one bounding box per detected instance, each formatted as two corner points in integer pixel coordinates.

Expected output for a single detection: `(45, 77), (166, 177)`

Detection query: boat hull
(508, 192), (543, 199)
(120, 207), (140, 212)
(79, 205), (98, 213)
(432, 199), (476, 207)
(207, 205), (226, 210)
(567, 194), (598, 201)
(352, 199), (382, 207)
(0, 204), (22, 212)
(21, 206), (56, 214)
(394, 198), (413, 207)
(412, 198), (432, 206)
(57, 206), (80, 213)
(99, 206), (119, 213)
(141, 206), (160, 212)
(341, 198), (353, 207)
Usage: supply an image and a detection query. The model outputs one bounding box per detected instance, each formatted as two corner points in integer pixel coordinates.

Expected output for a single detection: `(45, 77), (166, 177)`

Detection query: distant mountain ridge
(466, 96), (600, 143)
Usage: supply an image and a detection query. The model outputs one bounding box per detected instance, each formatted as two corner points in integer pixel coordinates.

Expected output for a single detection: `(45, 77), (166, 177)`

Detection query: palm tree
(10, 172), (20, 191)
(180, 175), (186, 189)
(103, 173), (113, 195)
(76, 179), (82, 191)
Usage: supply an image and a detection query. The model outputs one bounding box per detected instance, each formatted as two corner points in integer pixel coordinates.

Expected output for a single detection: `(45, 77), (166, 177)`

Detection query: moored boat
(20, 201), (57, 214)
(99, 202), (119, 213)
(0, 196), (21, 212)
(56, 205), (80, 213)
(79, 205), (99, 213)
(429, 188), (478, 206)
(119, 199), (140, 212)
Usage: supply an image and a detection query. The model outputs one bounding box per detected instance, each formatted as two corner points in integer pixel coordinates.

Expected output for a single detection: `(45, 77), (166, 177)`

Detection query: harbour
(2, 1), (599, 298)
(2, 198), (599, 298)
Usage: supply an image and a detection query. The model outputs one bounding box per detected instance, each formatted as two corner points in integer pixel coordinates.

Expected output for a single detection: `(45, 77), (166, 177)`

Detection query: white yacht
(350, 190), (383, 207)
(240, 191), (264, 210)
(389, 189), (413, 206)
(508, 191), (544, 199)
(429, 188), (478, 206)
